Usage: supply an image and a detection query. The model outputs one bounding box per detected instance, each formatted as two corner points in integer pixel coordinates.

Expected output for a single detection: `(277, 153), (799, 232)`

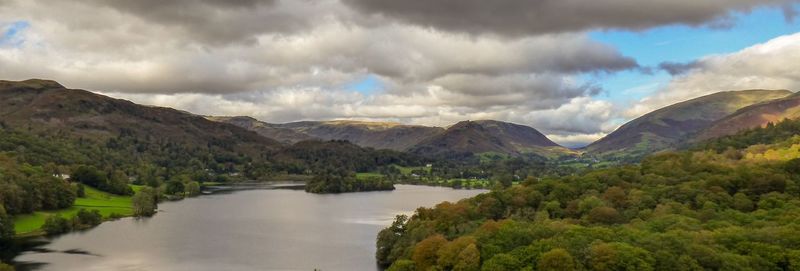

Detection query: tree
(42, 215), (71, 235)
(0, 206), (14, 246)
(588, 206), (622, 224)
(185, 181), (201, 197)
(589, 242), (655, 271)
(377, 215), (408, 266)
(732, 193), (753, 212)
(538, 248), (576, 271)
(166, 180), (185, 196)
(412, 234), (447, 271)
(74, 209), (102, 228)
(75, 183), (86, 198)
(132, 187), (157, 217)
(438, 236), (477, 269)
(387, 260), (415, 271)
(481, 253), (521, 271)
(71, 166), (105, 188)
(454, 243), (480, 271)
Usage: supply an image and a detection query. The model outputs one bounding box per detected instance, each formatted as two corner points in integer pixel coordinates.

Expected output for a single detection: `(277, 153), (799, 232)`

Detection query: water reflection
(10, 185), (484, 271)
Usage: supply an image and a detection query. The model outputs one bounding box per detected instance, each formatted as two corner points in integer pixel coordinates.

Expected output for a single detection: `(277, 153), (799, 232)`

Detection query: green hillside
(585, 89), (792, 162)
(377, 117), (800, 271)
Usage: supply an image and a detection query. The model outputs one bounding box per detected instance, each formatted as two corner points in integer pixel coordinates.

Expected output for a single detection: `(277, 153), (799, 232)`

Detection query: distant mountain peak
(586, 89), (792, 160)
(410, 119), (569, 158)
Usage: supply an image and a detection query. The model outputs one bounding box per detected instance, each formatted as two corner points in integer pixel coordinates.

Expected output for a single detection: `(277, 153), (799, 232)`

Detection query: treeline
(274, 140), (425, 174)
(377, 125), (800, 270)
(305, 169), (394, 194)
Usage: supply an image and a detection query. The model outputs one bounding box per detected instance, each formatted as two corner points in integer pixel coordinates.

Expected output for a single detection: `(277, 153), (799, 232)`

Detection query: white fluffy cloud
(627, 32), (800, 118)
(1, 0), (795, 147)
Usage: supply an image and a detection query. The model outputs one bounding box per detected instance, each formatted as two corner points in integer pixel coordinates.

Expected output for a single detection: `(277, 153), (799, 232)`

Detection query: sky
(1, 1), (800, 147)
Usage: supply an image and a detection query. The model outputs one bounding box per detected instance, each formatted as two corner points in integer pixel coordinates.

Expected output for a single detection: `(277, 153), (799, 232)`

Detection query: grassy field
(355, 172), (383, 180)
(394, 165), (431, 175)
(13, 185), (141, 235)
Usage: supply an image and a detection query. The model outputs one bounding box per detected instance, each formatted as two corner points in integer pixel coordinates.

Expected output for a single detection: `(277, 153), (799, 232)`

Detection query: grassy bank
(13, 185), (142, 235)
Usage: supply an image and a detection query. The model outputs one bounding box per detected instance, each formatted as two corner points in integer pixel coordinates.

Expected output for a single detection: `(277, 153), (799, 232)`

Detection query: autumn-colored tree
(537, 248), (576, 271)
(437, 236), (477, 269)
(453, 243), (480, 271)
(412, 234), (447, 271)
(602, 186), (627, 208)
(590, 242), (654, 271)
(587, 206), (622, 224)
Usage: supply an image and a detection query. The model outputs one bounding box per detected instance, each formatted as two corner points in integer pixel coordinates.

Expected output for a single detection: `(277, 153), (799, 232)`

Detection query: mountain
(694, 91), (800, 141)
(409, 120), (570, 158)
(215, 119), (445, 151)
(274, 120), (444, 151)
(585, 89), (792, 159)
(207, 116), (317, 144)
(0, 79), (280, 152)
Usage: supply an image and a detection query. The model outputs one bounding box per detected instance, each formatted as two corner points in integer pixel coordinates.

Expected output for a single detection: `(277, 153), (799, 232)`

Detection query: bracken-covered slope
(694, 91), (800, 142)
(409, 120), (571, 158)
(271, 120), (445, 151)
(0, 79), (280, 153)
(585, 89), (792, 159)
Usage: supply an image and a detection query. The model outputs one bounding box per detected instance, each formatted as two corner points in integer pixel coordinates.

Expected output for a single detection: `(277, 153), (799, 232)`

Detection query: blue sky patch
(586, 5), (800, 105)
(0, 20), (30, 47)
(344, 74), (384, 95)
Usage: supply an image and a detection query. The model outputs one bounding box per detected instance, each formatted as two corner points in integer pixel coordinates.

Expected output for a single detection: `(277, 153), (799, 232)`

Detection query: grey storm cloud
(658, 61), (701, 76)
(77, 0), (340, 45)
(342, 0), (799, 37)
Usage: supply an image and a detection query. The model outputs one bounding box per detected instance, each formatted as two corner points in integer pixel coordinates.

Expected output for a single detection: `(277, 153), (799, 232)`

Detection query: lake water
(10, 185), (485, 271)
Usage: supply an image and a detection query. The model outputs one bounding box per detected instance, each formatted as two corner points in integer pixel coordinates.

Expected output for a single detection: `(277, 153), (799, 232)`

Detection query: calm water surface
(12, 185), (484, 271)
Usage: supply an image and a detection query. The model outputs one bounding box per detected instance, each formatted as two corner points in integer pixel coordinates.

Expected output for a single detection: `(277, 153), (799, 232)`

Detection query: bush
(74, 209), (102, 228)
(42, 215), (71, 235)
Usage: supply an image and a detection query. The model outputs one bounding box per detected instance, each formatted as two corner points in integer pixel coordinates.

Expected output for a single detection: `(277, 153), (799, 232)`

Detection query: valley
(2, 79), (800, 271)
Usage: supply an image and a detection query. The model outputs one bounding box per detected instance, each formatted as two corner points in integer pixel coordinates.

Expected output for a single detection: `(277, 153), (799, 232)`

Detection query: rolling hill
(585, 89), (792, 160)
(212, 117), (445, 151)
(694, 91), (800, 141)
(0, 79), (280, 153)
(409, 120), (572, 158)
(207, 116), (316, 144)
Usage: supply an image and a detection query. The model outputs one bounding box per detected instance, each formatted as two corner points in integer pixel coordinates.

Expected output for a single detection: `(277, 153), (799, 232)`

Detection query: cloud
(627, 32), (800, 118)
(342, 0), (797, 37)
(3, 0), (792, 147)
(0, 1), (638, 97)
(658, 61), (700, 76)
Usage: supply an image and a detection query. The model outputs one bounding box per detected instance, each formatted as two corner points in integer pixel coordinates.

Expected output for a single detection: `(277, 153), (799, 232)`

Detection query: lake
(10, 185), (485, 271)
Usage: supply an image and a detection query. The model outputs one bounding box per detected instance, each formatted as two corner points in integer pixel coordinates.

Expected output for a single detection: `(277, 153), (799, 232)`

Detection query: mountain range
(3, 79), (800, 162)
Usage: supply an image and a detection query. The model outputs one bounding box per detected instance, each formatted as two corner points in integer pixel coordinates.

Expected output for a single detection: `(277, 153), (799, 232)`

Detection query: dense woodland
(305, 168), (395, 193)
(376, 119), (800, 271)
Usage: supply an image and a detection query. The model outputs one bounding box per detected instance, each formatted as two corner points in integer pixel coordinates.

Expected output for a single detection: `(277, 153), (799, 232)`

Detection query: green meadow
(13, 185), (142, 235)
